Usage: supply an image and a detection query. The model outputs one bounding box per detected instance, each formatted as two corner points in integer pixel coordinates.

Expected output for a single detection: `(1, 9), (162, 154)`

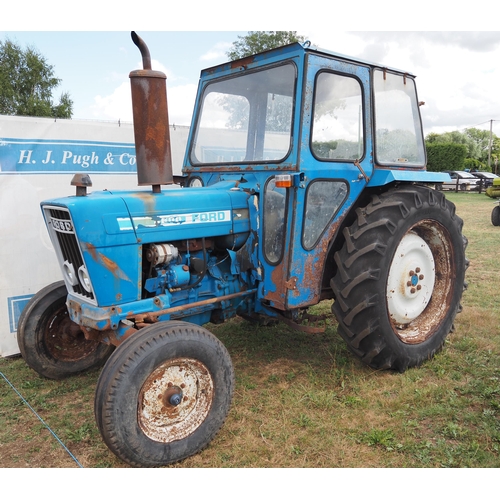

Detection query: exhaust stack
(129, 31), (173, 193)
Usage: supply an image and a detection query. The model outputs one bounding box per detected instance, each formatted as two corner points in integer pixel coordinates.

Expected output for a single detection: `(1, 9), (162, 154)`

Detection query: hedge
(426, 143), (467, 172)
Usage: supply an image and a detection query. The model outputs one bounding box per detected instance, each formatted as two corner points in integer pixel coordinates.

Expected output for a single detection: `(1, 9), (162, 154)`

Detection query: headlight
(63, 260), (78, 286)
(78, 265), (93, 293)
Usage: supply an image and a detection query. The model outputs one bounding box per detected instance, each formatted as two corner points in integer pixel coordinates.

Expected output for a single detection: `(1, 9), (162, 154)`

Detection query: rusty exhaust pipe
(129, 31), (173, 192)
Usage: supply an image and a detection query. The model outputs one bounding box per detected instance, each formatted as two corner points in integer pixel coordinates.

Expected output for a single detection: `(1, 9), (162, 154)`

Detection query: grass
(1, 190), (499, 468)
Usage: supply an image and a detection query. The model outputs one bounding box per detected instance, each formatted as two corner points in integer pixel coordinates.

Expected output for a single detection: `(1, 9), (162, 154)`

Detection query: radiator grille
(45, 207), (95, 302)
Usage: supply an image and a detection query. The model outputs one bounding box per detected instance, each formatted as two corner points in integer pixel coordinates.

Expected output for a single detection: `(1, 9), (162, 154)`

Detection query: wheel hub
(162, 385), (184, 407)
(387, 231), (436, 327)
(138, 357), (214, 443)
(44, 306), (101, 361)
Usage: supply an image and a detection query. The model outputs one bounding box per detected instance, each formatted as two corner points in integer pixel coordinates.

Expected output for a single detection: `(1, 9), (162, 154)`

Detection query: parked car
(470, 171), (499, 189)
(436, 171), (480, 191)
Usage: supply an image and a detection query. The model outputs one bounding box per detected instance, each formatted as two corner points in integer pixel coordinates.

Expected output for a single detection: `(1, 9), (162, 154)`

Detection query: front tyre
(94, 321), (234, 467)
(491, 205), (500, 226)
(331, 185), (467, 372)
(17, 281), (114, 379)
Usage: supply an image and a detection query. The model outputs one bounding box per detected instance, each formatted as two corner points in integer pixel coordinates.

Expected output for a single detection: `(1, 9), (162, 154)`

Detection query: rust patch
(130, 191), (157, 214)
(267, 263), (287, 310)
(129, 289), (256, 324)
(138, 358), (214, 443)
(108, 326), (139, 346)
(129, 33), (174, 189)
(230, 55), (255, 69)
(100, 253), (120, 274)
(279, 311), (327, 334)
(83, 242), (132, 283)
(177, 238), (213, 252)
(42, 302), (102, 362)
(130, 76), (174, 188)
(289, 218), (343, 308)
(300, 253), (321, 301)
(85, 242), (98, 262)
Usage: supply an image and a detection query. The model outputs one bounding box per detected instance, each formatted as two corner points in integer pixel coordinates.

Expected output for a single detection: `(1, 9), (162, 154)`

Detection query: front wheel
(17, 281), (114, 379)
(94, 321), (234, 467)
(331, 185), (467, 372)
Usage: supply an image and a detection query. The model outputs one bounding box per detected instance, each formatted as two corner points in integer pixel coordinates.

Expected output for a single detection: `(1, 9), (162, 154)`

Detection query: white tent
(0, 115), (189, 356)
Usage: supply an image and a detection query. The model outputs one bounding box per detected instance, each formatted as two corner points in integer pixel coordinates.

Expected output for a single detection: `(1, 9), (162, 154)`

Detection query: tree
(227, 31), (305, 60)
(464, 128), (493, 164)
(221, 32), (305, 134)
(426, 130), (479, 158)
(0, 38), (73, 118)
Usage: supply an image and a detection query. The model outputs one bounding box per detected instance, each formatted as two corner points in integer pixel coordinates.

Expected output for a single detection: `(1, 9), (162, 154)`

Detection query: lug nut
(415, 267), (421, 273)
(419, 274), (424, 280)
(410, 288), (416, 294)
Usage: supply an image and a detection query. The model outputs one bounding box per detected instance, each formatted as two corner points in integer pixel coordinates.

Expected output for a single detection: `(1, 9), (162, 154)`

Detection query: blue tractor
(17, 32), (467, 466)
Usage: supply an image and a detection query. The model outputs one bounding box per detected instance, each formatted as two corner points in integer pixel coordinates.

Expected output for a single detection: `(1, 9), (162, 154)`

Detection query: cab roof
(200, 41), (416, 79)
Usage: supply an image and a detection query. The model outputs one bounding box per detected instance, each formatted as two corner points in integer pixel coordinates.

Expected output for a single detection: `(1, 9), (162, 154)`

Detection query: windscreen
(190, 63), (296, 165)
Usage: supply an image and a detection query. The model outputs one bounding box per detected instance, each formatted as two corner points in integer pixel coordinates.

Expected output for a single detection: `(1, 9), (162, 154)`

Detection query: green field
(0, 191), (499, 468)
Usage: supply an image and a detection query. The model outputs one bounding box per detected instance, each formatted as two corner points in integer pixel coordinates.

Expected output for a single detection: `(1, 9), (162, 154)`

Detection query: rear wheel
(491, 205), (500, 226)
(17, 281), (114, 379)
(331, 185), (467, 372)
(94, 321), (234, 467)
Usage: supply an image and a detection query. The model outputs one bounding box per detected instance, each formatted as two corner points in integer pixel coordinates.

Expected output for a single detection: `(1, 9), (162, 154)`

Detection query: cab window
(311, 72), (364, 161)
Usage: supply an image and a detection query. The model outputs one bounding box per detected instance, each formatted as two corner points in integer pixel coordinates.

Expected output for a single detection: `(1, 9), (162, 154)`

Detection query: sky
(2, 4), (500, 138)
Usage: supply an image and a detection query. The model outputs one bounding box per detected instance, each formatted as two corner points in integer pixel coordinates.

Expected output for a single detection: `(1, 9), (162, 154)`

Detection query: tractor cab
(182, 42), (445, 312)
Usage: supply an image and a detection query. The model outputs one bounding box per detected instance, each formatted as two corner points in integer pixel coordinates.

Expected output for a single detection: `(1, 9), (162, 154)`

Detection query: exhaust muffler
(130, 31), (173, 192)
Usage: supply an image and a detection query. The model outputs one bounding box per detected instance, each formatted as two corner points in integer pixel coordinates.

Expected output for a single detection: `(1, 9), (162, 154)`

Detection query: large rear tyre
(94, 321), (234, 467)
(491, 205), (500, 226)
(17, 281), (114, 379)
(331, 185), (467, 372)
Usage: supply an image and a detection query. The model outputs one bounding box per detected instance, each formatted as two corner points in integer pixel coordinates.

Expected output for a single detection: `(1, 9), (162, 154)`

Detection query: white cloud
(90, 81), (197, 126)
(200, 42), (232, 62)
(166, 84), (198, 126)
(91, 81), (132, 122)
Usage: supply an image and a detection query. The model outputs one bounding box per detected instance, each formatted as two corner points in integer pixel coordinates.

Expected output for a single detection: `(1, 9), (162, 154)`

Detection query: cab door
(283, 53), (374, 309)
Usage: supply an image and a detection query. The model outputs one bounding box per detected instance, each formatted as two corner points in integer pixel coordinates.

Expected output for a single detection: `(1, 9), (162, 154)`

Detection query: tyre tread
(331, 185), (467, 371)
(94, 321), (234, 467)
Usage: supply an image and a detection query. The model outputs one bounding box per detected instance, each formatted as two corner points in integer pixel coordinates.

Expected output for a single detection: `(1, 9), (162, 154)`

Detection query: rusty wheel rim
(386, 220), (454, 345)
(138, 357), (214, 443)
(44, 304), (101, 361)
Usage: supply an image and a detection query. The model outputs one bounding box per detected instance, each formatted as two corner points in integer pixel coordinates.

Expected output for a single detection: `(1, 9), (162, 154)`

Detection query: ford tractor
(17, 32), (468, 467)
